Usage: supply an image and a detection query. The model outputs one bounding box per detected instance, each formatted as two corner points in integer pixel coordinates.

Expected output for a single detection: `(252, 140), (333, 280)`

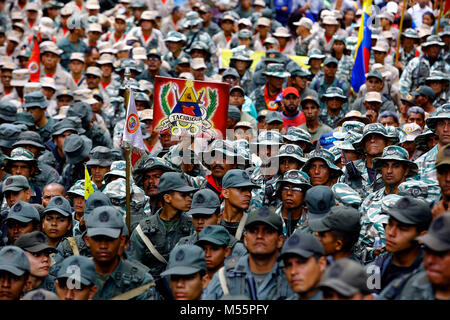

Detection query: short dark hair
(330, 229), (359, 253)
(378, 111), (399, 124)
(407, 106), (425, 119)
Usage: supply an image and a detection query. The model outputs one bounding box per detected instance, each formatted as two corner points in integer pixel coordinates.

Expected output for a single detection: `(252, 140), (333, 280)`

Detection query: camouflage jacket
(309, 75), (350, 110)
(412, 145), (441, 203)
(319, 107), (347, 129)
(397, 271), (436, 300)
(294, 33), (316, 56)
(336, 55), (354, 85)
(128, 209), (194, 277)
(275, 205), (313, 237)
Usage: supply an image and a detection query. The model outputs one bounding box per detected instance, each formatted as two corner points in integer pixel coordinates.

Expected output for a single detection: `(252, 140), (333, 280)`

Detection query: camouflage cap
(14, 231), (56, 254)
(425, 70), (449, 83)
(283, 127), (314, 151)
(336, 111), (370, 128)
(6, 147), (37, 165)
(160, 244), (206, 276)
(354, 123), (390, 150)
(333, 134), (362, 151)
(6, 201), (40, 223)
(0, 246), (30, 276)
(319, 258), (370, 296)
(24, 91), (49, 110)
(84, 191), (112, 216)
(426, 104), (450, 132)
(104, 160), (126, 181)
(275, 168), (310, 192)
(332, 183), (362, 208)
(43, 196), (72, 218)
(0, 101), (17, 122)
(386, 196), (432, 230)
(67, 179), (85, 198)
(222, 169), (259, 189)
(322, 86), (347, 101)
(222, 68), (240, 79)
(372, 145), (418, 177)
(271, 144), (306, 165)
(305, 186), (335, 219)
(254, 130), (284, 145)
(323, 57), (339, 67)
(309, 205), (360, 233)
(416, 212), (450, 251)
(22, 289), (59, 300)
(398, 180), (429, 200)
(134, 156), (175, 175)
(238, 29), (252, 39)
(56, 256), (97, 286)
(263, 63), (290, 78)
(246, 206), (283, 233)
(187, 189), (220, 215)
(2, 175), (30, 193)
(290, 66), (311, 78)
(402, 28), (419, 39)
(333, 120), (366, 140)
(265, 111), (284, 124)
(86, 146), (113, 167)
(63, 134), (92, 164)
(86, 206), (124, 238)
(436, 143), (450, 169)
(157, 172), (197, 194)
(400, 122), (422, 143)
(278, 230), (324, 261)
(307, 49), (325, 63)
(195, 225), (230, 247)
(302, 149), (343, 176)
(184, 11), (203, 27)
(422, 34), (445, 48)
(0, 123), (24, 148)
(165, 31), (187, 43)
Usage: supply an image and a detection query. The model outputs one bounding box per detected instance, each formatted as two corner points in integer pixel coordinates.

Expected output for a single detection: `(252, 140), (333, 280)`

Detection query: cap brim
(43, 207), (71, 217)
(5, 215), (33, 223)
(3, 186), (27, 192)
(278, 247), (314, 261)
(187, 207), (217, 215)
(173, 185), (198, 193)
(12, 140), (45, 149)
(0, 115), (17, 122)
(0, 264), (27, 276)
(23, 243), (58, 254)
(416, 233), (450, 252)
(319, 278), (358, 297)
(308, 212), (328, 221)
(160, 266), (202, 276)
(308, 218), (330, 232)
(226, 182), (260, 189)
(87, 228), (121, 238)
(245, 220), (280, 232)
(195, 237), (227, 247)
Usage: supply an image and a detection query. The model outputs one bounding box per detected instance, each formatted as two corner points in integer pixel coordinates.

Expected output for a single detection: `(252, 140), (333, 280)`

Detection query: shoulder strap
(67, 237), (80, 256)
(218, 266), (230, 296)
(136, 224), (167, 264)
(235, 213), (248, 241)
(109, 281), (156, 300)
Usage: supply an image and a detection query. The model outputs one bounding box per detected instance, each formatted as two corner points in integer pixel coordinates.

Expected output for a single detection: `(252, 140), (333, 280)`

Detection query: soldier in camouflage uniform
(229, 46), (253, 95)
(424, 71), (449, 109)
(339, 123), (392, 198)
(301, 148), (343, 187)
(186, 40), (218, 78)
(319, 87), (348, 129)
(412, 105), (450, 203)
(126, 10), (167, 55)
(331, 36), (354, 85)
(331, 183), (362, 209)
(357, 146), (419, 264)
(399, 35), (450, 96)
(293, 17), (316, 56)
(162, 31), (188, 77)
(274, 169), (312, 237)
(67, 180), (87, 236)
(85, 206), (158, 300)
(128, 172), (196, 277)
(396, 28), (420, 76)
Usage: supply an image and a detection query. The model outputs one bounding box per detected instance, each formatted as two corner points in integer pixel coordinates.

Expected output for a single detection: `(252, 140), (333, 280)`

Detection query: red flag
(27, 37), (40, 82)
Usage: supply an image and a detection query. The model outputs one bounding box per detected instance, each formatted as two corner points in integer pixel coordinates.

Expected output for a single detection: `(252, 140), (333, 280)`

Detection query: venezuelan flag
(351, 0), (373, 93)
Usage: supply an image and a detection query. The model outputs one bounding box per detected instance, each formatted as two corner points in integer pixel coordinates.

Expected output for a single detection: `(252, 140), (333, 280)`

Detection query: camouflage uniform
(309, 74), (350, 110)
(332, 183), (362, 208)
(294, 33), (316, 56)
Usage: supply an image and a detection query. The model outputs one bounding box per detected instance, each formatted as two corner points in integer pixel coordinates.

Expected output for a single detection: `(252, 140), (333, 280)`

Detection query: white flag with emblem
(122, 89), (146, 151)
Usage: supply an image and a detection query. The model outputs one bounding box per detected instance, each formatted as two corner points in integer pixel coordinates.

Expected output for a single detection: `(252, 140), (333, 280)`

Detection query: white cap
(372, 40), (389, 52)
(273, 27), (291, 38)
(11, 69), (30, 87)
(379, 10), (394, 23)
(6, 31), (21, 43)
(322, 15), (339, 25)
(238, 18), (252, 27)
(40, 77), (56, 91)
(86, 0), (100, 10)
(190, 57), (207, 70)
(253, 0), (266, 7)
(24, 82), (42, 95)
(179, 72), (194, 80)
(132, 47), (147, 60)
(364, 92), (382, 103)
(257, 17), (271, 27)
(402, 123), (422, 142)
(294, 17), (313, 29)
(70, 52), (85, 62)
(85, 66), (102, 78)
(88, 23), (102, 33)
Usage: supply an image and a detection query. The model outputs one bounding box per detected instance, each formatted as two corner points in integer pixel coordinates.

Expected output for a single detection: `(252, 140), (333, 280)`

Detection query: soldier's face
(86, 75), (100, 90)
(364, 134), (387, 156)
(57, 96), (74, 108)
(268, 76), (284, 90)
(435, 119), (450, 145)
(223, 187), (252, 211)
(24, 250), (51, 278)
(437, 165), (450, 198)
(326, 97), (344, 111)
(143, 169), (164, 197)
(316, 231), (339, 255)
(0, 272), (27, 300)
(283, 94), (300, 113)
(284, 255), (325, 295)
(42, 213), (72, 242)
(89, 165), (110, 186)
(10, 161), (33, 178)
(373, 51), (386, 64)
(428, 81), (444, 94)
(407, 113), (425, 129)
(293, 76), (308, 90)
(1, 70), (12, 87)
(72, 196), (85, 215)
(244, 223), (284, 256)
(86, 235), (124, 263)
(42, 185), (65, 208)
(308, 159), (331, 186)
(323, 64), (337, 78)
(281, 183), (305, 209)
(425, 45), (441, 59)
(230, 91), (245, 106)
(400, 141), (416, 158)
(424, 247), (450, 288)
(302, 102), (320, 121)
(168, 191), (193, 212)
(379, 116), (398, 127)
(385, 218), (420, 253)
(210, 155), (237, 179)
(279, 158), (301, 174)
(366, 77), (383, 92)
(169, 272), (204, 300)
(192, 213), (219, 234)
(55, 280), (97, 300)
(26, 107), (45, 123)
(199, 243), (230, 271)
(381, 161), (409, 187)
(4, 190), (30, 208)
(41, 52), (59, 69)
(69, 60), (85, 74)
(6, 220), (35, 243)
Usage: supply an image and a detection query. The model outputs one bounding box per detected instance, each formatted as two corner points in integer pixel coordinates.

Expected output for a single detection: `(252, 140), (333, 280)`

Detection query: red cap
(282, 87), (299, 98)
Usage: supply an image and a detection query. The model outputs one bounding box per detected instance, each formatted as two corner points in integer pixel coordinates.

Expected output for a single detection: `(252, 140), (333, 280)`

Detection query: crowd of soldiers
(0, 0), (449, 301)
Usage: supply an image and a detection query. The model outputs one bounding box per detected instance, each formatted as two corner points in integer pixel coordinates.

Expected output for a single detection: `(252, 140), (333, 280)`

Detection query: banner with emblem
(27, 36), (40, 82)
(153, 76), (230, 138)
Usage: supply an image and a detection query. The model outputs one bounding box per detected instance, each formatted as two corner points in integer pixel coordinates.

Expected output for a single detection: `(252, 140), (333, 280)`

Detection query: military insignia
(432, 216), (444, 231)
(31, 292), (46, 300)
(411, 187), (422, 197)
(258, 206), (270, 218)
(315, 150), (323, 157)
(99, 211), (109, 222)
(13, 203), (22, 212)
(287, 234), (300, 246)
(147, 158), (155, 166)
(203, 226), (212, 234)
(196, 194), (205, 204)
(5, 178), (12, 185)
(288, 171), (299, 179)
(93, 200), (103, 207)
(368, 124), (378, 131)
(329, 263), (342, 278)
(3, 248), (16, 260)
(156, 80), (216, 136)
(285, 145), (295, 154)
(385, 148), (397, 156)
(265, 132), (272, 140)
(397, 198), (410, 209)
(175, 249), (185, 261)
(70, 258), (80, 267)
(55, 197), (63, 205)
(242, 171), (249, 180)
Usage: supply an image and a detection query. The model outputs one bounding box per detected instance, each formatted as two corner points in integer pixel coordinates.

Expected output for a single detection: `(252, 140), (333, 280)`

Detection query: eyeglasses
(282, 185), (303, 192)
(147, 56), (160, 61)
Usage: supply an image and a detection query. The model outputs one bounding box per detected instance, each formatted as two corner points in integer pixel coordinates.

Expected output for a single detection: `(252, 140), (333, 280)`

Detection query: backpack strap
(109, 281), (155, 300)
(235, 213), (248, 241)
(135, 224), (167, 264)
(67, 237), (80, 256)
(218, 266), (230, 296)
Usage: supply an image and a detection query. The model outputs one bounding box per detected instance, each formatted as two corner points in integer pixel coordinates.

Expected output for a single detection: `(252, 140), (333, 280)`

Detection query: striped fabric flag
(84, 166), (95, 201)
(351, 0), (373, 93)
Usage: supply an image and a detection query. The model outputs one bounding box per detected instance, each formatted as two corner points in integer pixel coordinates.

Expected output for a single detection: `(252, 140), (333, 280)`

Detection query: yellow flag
(84, 166), (94, 200)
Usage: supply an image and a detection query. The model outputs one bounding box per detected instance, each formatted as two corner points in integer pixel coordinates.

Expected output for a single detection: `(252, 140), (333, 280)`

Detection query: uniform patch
(55, 197), (63, 205)
(288, 171), (299, 179)
(13, 203), (22, 212)
(242, 171), (249, 180)
(175, 249), (185, 261)
(258, 206), (270, 217)
(203, 226), (212, 234)
(285, 145), (295, 153)
(329, 263), (343, 278)
(36, 233), (46, 243)
(432, 216), (445, 231)
(99, 211), (109, 222)
(397, 197), (410, 209)
(287, 234), (300, 246)
(31, 291), (46, 300)
(411, 187), (422, 197)
(5, 178), (12, 185)
(196, 194), (205, 204)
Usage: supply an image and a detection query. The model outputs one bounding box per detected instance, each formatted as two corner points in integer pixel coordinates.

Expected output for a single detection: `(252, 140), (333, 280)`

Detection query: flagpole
(395, 0), (407, 65)
(124, 67), (131, 233)
(436, 0), (446, 35)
